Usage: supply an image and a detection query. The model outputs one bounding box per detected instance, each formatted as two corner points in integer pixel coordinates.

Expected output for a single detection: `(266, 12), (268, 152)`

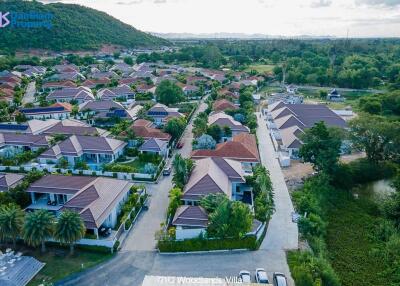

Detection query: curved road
(58, 109), (298, 286)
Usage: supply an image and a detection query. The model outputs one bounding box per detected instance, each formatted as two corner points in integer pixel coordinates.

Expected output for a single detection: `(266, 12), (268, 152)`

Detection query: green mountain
(0, 0), (169, 52)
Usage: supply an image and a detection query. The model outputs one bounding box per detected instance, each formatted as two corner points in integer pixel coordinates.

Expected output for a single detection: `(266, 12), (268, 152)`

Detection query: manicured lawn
(27, 246), (113, 286)
(326, 195), (387, 286)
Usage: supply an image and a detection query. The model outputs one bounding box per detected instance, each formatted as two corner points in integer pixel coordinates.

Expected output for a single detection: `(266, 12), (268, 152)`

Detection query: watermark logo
(0, 11), (53, 29)
(0, 12), (10, 28)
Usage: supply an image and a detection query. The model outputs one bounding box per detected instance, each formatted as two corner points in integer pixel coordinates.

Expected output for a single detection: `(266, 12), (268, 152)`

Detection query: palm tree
(23, 210), (55, 253)
(54, 211), (86, 255)
(0, 204), (25, 248)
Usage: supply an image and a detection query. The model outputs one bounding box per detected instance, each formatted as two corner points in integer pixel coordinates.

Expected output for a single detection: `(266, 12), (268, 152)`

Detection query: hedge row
(158, 235), (258, 253)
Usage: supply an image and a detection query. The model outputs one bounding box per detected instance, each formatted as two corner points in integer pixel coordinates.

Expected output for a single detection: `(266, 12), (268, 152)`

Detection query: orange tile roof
(213, 99), (239, 112)
(191, 133), (260, 163)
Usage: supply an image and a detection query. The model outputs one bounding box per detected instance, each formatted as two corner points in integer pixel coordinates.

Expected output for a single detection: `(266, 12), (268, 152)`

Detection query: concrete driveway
(23, 81), (36, 105)
(58, 109), (298, 286)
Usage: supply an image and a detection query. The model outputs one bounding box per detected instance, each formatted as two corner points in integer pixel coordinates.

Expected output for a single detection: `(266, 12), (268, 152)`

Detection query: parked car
(273, 272), (287, 286)
(255, 268), (269, 284)
(176, 141), (184, 149)
(239, 270), (251, 284)
(163, 166), (172, 176)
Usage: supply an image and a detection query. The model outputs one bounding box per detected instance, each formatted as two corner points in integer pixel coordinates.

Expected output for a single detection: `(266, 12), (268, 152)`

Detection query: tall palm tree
(0, 204), (25, 248)
(23, 210), (55, 253)
(54, 211), (86, 255)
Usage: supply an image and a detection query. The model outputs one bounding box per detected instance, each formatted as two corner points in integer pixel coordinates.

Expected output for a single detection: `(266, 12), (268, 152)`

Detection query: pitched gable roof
(130, 119), (171, 141)
(182, 157), (245, 201)
(191, 133), (260, 163)
(213, 99), (239, 112)
(40, 135), (126, 158)
(172, 206), (209, 227)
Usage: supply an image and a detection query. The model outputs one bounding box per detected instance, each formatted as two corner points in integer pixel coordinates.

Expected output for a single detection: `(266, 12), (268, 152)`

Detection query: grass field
(245, 64), (275, 74)
(26, 246), (113, 286)
(326, 189), (388, 286)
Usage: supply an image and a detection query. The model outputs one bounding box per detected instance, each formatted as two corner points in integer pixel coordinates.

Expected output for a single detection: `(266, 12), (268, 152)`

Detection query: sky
(39, 0), (400, 37)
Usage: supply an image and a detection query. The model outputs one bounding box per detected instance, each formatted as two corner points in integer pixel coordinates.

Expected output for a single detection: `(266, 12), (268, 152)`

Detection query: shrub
(158, 236), (258, 252)
(288, 251), (340, 286)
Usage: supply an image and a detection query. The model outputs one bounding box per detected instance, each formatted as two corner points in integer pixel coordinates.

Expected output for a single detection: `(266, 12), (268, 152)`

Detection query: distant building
(327, 89), (344, 102)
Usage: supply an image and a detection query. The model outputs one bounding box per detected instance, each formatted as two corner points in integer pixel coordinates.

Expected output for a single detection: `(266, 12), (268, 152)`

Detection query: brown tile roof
(191, 133), (260, 163)
(0, 173), (25, 192)
(130, 119), (171, 141)
(0, 133), (51, 148)
(27, 175), (132, 229)
(208, 112), (249, 133)
(213, 99), (239, 112)
(172, 206), (209, 227)
(182, 157), (245, 202)
(42, 81), (77, 89)
(40, 135), (126, 158)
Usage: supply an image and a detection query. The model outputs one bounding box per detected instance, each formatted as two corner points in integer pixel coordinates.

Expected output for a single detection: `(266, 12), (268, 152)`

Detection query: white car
(239, 270), (251, 283)
(255, 268), (269, 284)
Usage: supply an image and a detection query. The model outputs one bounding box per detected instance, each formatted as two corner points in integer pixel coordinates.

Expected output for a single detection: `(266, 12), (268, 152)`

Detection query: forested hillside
(0, 0), (169, 52)
(138, 39), (400, 89)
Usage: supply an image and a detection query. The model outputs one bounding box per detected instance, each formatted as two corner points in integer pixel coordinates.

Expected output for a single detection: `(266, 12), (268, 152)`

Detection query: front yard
(22, 245), (114, 286)
(104, 153), (162, 174)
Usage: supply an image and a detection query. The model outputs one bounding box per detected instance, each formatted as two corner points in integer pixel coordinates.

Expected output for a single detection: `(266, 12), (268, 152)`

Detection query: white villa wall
(175, 227), (205, 240)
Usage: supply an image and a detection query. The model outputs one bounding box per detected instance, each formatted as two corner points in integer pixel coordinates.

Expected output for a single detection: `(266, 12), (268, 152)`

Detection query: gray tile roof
(42, 119), (107, 136)
(0, 133), (51, 148)
(139, 138), (168, 152)
(271, 103), (347, 129)
(47, 87), (94, 101)
(40, 135), (126, 158)
(79, 100), (124, 112)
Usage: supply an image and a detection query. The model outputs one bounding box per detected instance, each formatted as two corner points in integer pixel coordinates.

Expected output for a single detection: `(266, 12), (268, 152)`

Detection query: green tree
(167, 188), (182, 219)
(172, 155), (195, 188)
(239, 90), (253, 107)
(193, 116), (208, 138)
(200, 194), (228, 213)
(227, 201), (253, 238)
(206, 124), (222, 142)
(54, 210), (86, 255)
(164, 118), (186, 141)
(206, 197), (253, 239)
(123, 57), (133, 65)
(0, 204), (24, 248)
(23, 210), (55, 253)
(350, 114), (400, 163)
(156, 80), (185, 106)
(223, 126), (232, 138)
(299, 122), (342, 173)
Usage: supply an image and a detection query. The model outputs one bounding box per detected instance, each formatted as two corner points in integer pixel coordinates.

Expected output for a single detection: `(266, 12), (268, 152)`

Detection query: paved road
(59, 109), (298, 286)
(23, 81), (36, 105)
(122, 100), (208, 251)
(256, 112), (298, 252)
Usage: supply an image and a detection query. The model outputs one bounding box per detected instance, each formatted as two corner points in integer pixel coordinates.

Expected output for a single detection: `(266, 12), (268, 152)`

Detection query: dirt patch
(340, 152), (366, 163)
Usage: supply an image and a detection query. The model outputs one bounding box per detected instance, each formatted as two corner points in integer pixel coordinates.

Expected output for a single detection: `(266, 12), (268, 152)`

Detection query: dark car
(176, 141), (184, 149)
(163, 167), (172, 176)
(273, 272), (288, 286)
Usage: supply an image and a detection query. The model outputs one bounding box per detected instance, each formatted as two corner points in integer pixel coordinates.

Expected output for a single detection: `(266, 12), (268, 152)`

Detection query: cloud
(116, 0), (144, 5)
(310, 0), (332, 8)
(116, 0), (166, 4)
(355, 0), (400, 7)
